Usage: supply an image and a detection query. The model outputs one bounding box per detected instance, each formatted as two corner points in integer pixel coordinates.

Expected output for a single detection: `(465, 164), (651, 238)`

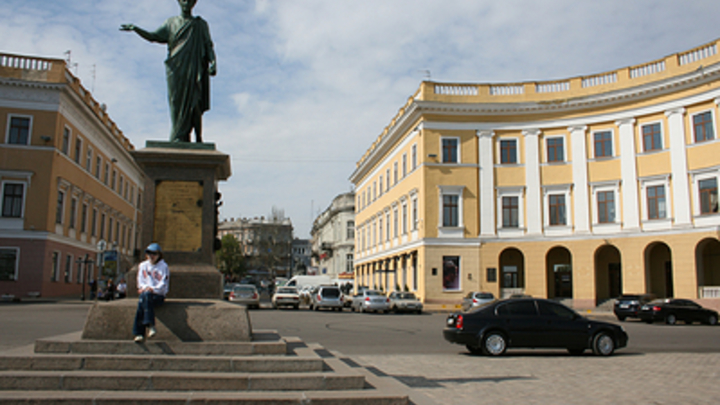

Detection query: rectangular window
(85, 148), (93, 171)
(443, 256), (460, 291)
(402, 153), (407, 177)
(7, 116), (30, 145)
(62, 128), (70, 155)
(69, 198), (77, 230)
(347, 220), (355, 239)
(549, 194), (566, 225)
(642, 123), (662, 152)
(119, 176), (124, 197)
(95, 157), (102, 179)
(378, 217), (383, 243)
(81, 203), (88, 233)
(647, 185), (666, 220)
(412, 198), (418, 230)
(597, 190), (616, 223)
(393, 162), (398, 185)
(486, 267), (497, 283)
(91, 208), (98, 237)
(346, 254), (354, 273)
(546, 137), (564, 162)
(500, 139), (517, 164)
(104, 163), (109, 185)
(2, 183), (24, 218)
(694, 111), (715, 143)
(51, 252), (59, 282)
(379, 176), (383, 196)
(411, 144), (417, 170)
(393, 206), (399, 238)
(74, 138), (82, 164)
(385, 211), (390, 241)
(111, 170), (117, 191)
(386, 169), (390, 192)
(442, 195), (459, 227)
(100, 213), (106, 239)
(402, 203), (408, 234)
(64, 254), (72, 283)
(502, 196), (519, 228)
(594, 131), (613, 158)
(442, 138), (459, 163)
(55, 191), (65, 224)
(0, 248), (18, 281)
(108, 218), (113, 243)
(699, 178), (718, 215)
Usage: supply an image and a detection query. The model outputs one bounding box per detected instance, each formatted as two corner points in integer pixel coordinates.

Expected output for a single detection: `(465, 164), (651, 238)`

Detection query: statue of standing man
(121, 0), (216, 143)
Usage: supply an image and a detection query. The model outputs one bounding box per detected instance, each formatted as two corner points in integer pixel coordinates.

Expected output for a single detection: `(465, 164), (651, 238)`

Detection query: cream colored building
(310, 192), (355, 280)
(350, 39), (720, 311)
(0, 53), (144, 298)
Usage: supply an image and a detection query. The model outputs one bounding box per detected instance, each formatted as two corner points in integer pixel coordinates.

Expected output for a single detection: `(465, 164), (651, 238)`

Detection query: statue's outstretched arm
(120, 24), (168, 43)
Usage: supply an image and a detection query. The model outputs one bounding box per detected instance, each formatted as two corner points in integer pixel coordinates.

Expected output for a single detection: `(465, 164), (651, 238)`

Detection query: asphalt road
(1, 300), (719, 355)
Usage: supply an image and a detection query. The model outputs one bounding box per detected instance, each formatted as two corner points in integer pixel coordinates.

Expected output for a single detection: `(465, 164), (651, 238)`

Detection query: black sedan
(443, 298), (628, 356)
(613, 293), (655, 321)
(638, 299), (718, 325)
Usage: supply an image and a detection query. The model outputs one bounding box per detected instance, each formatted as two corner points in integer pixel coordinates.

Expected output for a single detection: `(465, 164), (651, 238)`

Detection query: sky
(2, 0), (720, 237)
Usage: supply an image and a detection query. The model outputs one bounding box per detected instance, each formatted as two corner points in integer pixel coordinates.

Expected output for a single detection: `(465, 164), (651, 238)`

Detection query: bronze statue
(121, 0), (216, 143)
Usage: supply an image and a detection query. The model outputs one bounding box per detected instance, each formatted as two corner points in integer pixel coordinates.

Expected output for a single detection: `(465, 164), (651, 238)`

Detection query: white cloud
(3, 0), (720, 236)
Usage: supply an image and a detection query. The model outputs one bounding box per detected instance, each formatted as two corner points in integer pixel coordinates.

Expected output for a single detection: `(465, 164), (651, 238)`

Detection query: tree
(216, 234), (246, 280)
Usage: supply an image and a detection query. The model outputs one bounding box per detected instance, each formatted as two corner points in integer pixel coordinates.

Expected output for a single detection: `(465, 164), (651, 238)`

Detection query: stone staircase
(0, 332), (422, 404)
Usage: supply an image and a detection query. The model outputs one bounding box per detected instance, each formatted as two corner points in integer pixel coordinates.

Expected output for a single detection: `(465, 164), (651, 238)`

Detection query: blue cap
(146, 243), (162, 253)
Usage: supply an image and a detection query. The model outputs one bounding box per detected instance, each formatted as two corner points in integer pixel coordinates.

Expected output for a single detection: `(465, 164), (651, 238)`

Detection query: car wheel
(314, 305), (320, 311)
(294, 305), (299, 310)
(466, 345), (483, 355)
(665, 314), (677, 325)
(350, 306), (355, 312)
(707, 314), (718, 325)
(616, 316), (626, 322)
(567, 348), (585, 356)
(416, 310), (422, 315)
(481, 332), (507, 356)
(592, 332), (615, 356)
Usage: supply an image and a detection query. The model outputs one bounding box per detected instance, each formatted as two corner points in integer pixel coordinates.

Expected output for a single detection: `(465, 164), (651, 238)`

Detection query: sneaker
(134, 335), (144, 343)
(147, 326), (157, 339)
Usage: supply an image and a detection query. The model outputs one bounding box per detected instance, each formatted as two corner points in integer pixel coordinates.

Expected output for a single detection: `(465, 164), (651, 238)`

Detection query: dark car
(638, 298), (718, 325)
(443, 298), (628, 356)
(613, 293), (656, 321)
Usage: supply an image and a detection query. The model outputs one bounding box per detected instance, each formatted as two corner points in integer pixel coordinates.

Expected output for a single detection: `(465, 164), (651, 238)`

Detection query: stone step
(0, 389), (409, 405)
(0, 354), (323, 373)
(0, 370), (365, 392)
(35, 339), (286, 356)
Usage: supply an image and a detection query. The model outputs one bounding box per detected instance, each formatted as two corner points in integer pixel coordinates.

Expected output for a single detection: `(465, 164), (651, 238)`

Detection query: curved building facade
(350, 39), (720, 310)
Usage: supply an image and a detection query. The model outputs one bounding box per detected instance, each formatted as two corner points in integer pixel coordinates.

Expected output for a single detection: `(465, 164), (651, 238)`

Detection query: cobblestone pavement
(356, 352), (720, 405)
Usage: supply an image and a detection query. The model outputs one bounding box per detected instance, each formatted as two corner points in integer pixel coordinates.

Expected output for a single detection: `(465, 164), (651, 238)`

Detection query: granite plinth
(81, 299), (251, 342)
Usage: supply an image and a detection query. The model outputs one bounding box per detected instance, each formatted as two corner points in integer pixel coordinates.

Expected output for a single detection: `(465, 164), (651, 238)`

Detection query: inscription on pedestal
(154, 180), (203, 252)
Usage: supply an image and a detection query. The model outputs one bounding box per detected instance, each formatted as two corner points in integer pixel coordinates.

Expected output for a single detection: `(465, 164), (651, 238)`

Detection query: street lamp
(76, 254), (94, 301)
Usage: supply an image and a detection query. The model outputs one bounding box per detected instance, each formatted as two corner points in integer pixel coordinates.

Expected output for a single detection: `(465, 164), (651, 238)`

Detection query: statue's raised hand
(120, 24), (135, 32)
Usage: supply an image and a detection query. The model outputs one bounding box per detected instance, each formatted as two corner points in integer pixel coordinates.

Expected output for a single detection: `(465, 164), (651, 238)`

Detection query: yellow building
(0, 53), (144, 298)
(350, 39), (720, 311)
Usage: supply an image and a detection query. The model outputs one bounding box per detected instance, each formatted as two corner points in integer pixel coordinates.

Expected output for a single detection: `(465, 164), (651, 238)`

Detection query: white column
(617, 118), (640, 230)
(478, 130), (496, 237)
(665, 108), (692, 227)
(570, 126), (590, 233)
(523, 129), (542, 235)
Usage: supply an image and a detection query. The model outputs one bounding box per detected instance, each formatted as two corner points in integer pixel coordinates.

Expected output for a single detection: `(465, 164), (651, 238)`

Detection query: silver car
(310, 285), (344, 311)
(388, 291), (423, 314)
(229, 284), (260, 309)
(351, 289), (390, 313)
(461, 291), (495, 312)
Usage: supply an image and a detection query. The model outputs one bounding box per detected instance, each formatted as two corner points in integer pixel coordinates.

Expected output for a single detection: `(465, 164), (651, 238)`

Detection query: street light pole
(76, 254), (94, 301)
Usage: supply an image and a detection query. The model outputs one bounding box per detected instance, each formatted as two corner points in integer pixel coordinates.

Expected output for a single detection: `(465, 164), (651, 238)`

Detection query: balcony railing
(1, 54), (54, 71)
(699, 286), (720, 299)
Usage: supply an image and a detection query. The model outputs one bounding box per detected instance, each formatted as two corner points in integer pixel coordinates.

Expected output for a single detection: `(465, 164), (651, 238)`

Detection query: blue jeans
(132, 291), (165, 336)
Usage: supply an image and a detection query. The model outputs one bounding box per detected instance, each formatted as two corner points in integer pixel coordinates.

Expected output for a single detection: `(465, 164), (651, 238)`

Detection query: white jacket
(137, 259), (169, 296)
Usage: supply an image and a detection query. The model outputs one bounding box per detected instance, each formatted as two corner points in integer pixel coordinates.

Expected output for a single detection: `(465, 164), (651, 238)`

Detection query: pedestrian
(89, 279), (97, 300)
(133, 243), (169, 343)
(116, 278), (127, 299)
(105, 278), (115, 301)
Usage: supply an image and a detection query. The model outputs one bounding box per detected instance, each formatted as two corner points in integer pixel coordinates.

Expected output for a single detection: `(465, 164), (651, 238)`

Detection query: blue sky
(3, 0), (720, 237)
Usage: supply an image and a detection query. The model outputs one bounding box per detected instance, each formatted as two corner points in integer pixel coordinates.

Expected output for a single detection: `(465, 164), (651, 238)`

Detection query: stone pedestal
(81, 142), (246, 342)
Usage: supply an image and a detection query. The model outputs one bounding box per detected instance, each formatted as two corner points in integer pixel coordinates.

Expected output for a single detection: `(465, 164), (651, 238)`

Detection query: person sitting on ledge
(133, 243), (169, 342)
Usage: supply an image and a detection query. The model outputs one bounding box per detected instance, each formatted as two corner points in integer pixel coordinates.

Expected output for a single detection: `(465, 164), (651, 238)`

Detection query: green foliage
(216, 234), (246, 279)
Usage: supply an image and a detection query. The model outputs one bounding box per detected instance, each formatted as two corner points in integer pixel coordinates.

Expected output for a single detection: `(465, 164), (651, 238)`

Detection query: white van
(285, 275), (332, 290)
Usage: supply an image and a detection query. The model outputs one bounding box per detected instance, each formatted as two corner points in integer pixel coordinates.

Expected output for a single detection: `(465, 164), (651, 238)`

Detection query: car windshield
(321, 288), (341, 298)
(475, 293), (494, 299)
(398, 293), (416, 299)
(366, 291), (383, 296)
(277, 287), (296, 294)
(234, 286), (255, 292)
(617, 295), (641, 301)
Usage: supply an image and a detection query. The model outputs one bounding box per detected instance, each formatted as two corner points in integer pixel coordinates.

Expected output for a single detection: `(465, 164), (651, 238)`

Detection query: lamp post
(96, 240), (106, 301)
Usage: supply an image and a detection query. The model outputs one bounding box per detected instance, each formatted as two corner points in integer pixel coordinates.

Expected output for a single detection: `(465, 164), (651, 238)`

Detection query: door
(496, 300), (542, 348)
(536, 300), (588, 349)
(608, 263), (622, 298)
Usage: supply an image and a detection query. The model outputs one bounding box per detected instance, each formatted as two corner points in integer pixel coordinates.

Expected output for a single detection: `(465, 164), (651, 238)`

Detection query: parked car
(461, 291), (495, 312)
(613, 293), (656, 321)
(310, 285), (344, 311)
(228, 284), (260, 309)
(388, 292), (423, 314)
(351, 289), (390, 313)
(272, 286), (300, 310)
(638, 298), (719, 325)
(444, 298), (628, 356)
(223, 283), (238, 300)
